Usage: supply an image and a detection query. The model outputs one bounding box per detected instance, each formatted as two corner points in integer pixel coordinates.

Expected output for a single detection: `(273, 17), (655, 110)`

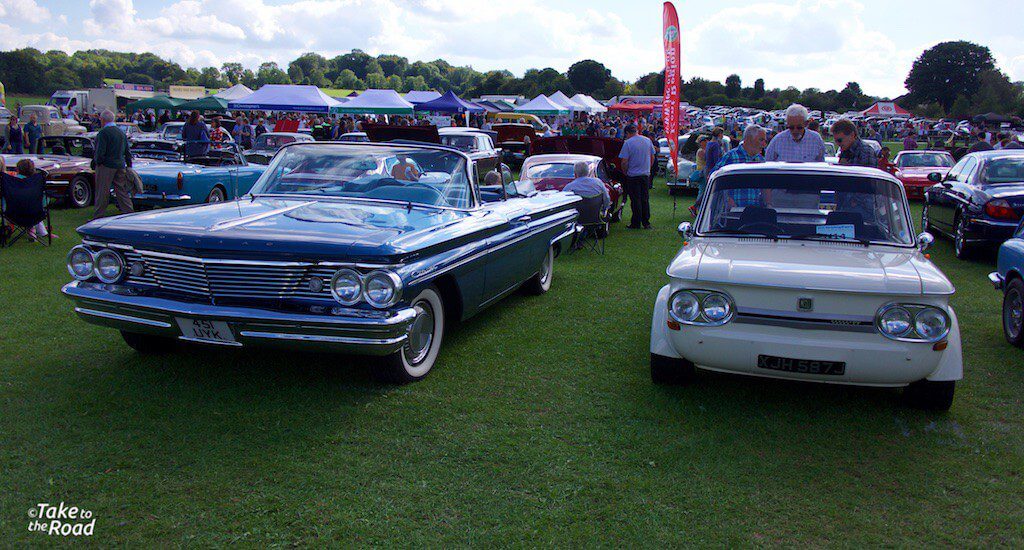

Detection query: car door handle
(512, 215), (531, 225)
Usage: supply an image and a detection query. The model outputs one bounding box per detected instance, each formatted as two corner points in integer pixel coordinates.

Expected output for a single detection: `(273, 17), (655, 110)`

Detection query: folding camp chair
(1, 171), (52, 248)
(571, 195), (608, 255)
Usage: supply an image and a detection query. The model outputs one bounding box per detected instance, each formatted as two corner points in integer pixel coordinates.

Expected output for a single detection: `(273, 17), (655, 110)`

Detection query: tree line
(0, 41), (1019, 118)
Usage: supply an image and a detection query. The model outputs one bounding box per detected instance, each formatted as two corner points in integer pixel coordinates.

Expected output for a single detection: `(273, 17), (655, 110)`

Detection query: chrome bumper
(62, 281), (415, 355)
(989, 272), (1004, 290)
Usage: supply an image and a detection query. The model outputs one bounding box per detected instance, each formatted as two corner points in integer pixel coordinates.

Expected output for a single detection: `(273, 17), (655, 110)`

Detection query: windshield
(47, 96), (71, 107)
(523, 162), (577, 180)
(254, 134), (297, 150)
(440, 135), (476, 152)
(898, 152), (953, 168)
(697, 173), (914, 245)
(982, 157), (1024, 184)
(162, 124), (184, 140)
(251, 144), (473, 208)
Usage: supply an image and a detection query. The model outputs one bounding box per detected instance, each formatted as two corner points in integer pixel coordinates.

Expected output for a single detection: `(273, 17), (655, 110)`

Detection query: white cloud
(0, 0), (51, 23)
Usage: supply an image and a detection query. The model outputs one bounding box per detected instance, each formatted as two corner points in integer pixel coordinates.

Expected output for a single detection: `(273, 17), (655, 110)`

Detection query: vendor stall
(176, 95), (229, 113)
(125, 94), (185, 113)
(515, 95), (568, 116)
(571, 94), (608, 114)
(331, 89), (414, 115)
(213, 84), (254, 101)
(228, 84), (341, 113)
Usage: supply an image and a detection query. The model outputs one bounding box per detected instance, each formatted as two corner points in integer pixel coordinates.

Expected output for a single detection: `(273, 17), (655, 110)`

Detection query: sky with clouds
(1, 0), (1022, 98)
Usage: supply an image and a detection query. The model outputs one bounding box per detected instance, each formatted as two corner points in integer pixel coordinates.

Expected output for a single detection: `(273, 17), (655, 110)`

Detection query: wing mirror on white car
(918, 231), (934, 252)
(678, 222), (692, 239)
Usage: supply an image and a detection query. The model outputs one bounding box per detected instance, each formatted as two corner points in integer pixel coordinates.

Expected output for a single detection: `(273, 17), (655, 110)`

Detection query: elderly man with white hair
(765, 103), (825, 163)
(562, 160), (610, 214)
(91, 109), (134, 219)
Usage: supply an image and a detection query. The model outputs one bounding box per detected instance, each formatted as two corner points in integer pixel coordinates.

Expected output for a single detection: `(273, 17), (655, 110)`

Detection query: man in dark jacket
(91, 110), (134, 219)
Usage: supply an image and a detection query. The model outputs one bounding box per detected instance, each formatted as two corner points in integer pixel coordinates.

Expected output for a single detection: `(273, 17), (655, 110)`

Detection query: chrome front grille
(124, 250), (342, 301)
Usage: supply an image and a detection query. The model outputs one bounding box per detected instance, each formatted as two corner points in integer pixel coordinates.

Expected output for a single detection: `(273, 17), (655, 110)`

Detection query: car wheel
(120, 331), (176, 353)
(650, 353), (696, 385)
(1003, 278), (1024, 347)
(901, 379), (955, 411)
(954, 214), (973, 259)
(523, 245), (554, 295)
(206, 187), (226, 203)
(68, 175), (93, 208)
(374, 287), (445, 384)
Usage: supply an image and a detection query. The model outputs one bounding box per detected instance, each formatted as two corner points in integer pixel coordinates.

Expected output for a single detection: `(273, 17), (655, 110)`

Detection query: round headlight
(879, 306), (912, 337)
(93, 249), (124, 283)
(701, 293), (732, 322)
(67, 246), (94, 280)
(670, 291), (700, 322)
(363, 271), (402, 309)
(330, 268), (363, 306)
(914, 308), (949, 341)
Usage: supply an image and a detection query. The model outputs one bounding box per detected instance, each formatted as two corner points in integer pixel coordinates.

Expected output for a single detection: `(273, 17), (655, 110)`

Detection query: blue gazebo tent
(413, 91), (484, 113)
(227, 85), (341, 113)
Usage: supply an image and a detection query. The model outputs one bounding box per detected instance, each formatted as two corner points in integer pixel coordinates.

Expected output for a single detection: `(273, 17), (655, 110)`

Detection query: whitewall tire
(374, 286), (445, 384)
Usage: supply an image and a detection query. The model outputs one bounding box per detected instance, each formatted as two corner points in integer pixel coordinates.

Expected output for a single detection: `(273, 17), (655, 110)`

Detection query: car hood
(669, 240), (953, 295)
(79, 198), (469, 262)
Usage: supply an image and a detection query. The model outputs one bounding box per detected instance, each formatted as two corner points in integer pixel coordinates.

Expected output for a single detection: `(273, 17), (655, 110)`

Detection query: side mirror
(918, 231), (934, 252)
(927, 172), (943, 183)
(678, 222), (692, 239)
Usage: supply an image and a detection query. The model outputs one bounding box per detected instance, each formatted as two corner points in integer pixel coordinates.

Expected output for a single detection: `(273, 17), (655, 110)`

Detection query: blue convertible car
(62, 141), (579, 383)
(991, 220), (1024, 347)
(129, 139), (267, 207)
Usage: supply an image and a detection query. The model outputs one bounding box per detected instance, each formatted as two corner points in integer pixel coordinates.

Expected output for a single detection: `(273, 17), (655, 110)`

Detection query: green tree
(256, 62), (290, 85)
(335, 69), (360, 89)
(221, 62), (244, 84)
(196, 66), (225, 88)
(950, 94), (972, 118)
(365, 72), (387, 89)
(725, 74), (741, 98)
(752, 78), (765, 99)
(403, 75), (427, 92)
(567, 60), (610, 95)
(333, 50), (374, 79)
(905, 41), (995, 110)
(971, 69), (1019, 114)
(376, 54), (408, 77)
(385, 74), (402, 90)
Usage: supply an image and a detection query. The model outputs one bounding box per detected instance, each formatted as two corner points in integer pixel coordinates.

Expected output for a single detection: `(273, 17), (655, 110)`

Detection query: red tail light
(985, 199), (1019, 220)
(176, 172), (183, 190)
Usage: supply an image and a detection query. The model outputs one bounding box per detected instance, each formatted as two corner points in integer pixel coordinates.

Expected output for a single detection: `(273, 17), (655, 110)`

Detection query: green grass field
(2, 181), (1023, 546)
(5, 94), (52, 110)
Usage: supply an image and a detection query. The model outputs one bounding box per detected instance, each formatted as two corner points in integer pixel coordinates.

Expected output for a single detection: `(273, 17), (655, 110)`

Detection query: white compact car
(650, 163), (963, 410)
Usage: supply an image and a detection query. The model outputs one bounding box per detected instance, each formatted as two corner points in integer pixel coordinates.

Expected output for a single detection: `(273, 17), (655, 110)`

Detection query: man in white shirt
(765, 103), (825, 163)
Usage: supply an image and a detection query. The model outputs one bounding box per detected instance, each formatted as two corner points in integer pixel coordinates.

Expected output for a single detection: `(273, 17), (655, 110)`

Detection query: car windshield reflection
(251, 144), (472, 208)
(698, 173), (914, 246)
(898, 153), (954, 168)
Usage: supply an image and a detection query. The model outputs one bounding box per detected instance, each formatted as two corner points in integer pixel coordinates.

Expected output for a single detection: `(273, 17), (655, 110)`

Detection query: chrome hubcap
(403, 302), (434, 365)
(73, 182), (88, 204)
(1007, 289), (1023, 339)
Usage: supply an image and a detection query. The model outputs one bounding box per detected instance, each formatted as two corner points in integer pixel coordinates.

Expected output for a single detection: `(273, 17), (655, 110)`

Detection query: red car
(893, 150), (955, 200)
(522, 136), (626, 222)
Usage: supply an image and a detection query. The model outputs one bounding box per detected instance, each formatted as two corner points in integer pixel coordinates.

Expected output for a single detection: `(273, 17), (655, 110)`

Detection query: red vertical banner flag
(662, 1), (681, 178)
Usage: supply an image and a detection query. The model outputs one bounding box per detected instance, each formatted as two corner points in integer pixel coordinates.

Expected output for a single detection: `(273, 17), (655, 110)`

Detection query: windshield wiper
(702, 228), (779, 239)
(788, 234), (871, 246)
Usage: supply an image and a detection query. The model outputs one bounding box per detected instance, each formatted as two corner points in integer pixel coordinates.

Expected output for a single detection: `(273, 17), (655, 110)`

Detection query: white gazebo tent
(331, 89), (415, 115)
(403, 90), (442, 104)
(549, 90), (586, 112)
(571, 94), (608, 114)
(214, 83), (254, 101)
(515, 94), (568, 116)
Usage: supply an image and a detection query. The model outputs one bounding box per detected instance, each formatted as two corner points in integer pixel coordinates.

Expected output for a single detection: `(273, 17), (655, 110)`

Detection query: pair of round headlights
(67, 246), (124, 283)
(330, 268), (402, 309)
(669, 290), (734, 326)
(877, 304), (950, 342)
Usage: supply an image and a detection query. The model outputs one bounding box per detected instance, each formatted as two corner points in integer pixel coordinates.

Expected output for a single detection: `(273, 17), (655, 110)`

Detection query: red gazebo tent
(860, 102), (912, 117)
(608, 102), (656, 113)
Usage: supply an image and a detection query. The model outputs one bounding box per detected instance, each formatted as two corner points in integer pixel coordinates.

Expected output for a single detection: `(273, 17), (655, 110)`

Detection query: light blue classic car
(62, 141), (579, 383)
(990, 220), (1024, 347)
(129, 139), (267, 207)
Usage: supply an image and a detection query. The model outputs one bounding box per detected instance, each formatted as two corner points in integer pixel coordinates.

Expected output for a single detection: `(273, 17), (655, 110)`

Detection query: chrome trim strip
(209, 201), (317, 232)
(737, 307), (873, 324)
(734, 314), (875, 333)
(132, 193), (191, 201)
(74, 307), (173, 328)
(238, 331), (407, 347)
(989, 272), (1004, 290)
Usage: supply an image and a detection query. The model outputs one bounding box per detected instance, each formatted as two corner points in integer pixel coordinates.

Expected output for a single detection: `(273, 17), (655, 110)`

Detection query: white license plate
(175, 318), (236, 344)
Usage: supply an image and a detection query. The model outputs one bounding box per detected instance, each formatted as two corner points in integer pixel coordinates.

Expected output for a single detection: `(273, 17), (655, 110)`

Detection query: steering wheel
(738, 222), (782, 235)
